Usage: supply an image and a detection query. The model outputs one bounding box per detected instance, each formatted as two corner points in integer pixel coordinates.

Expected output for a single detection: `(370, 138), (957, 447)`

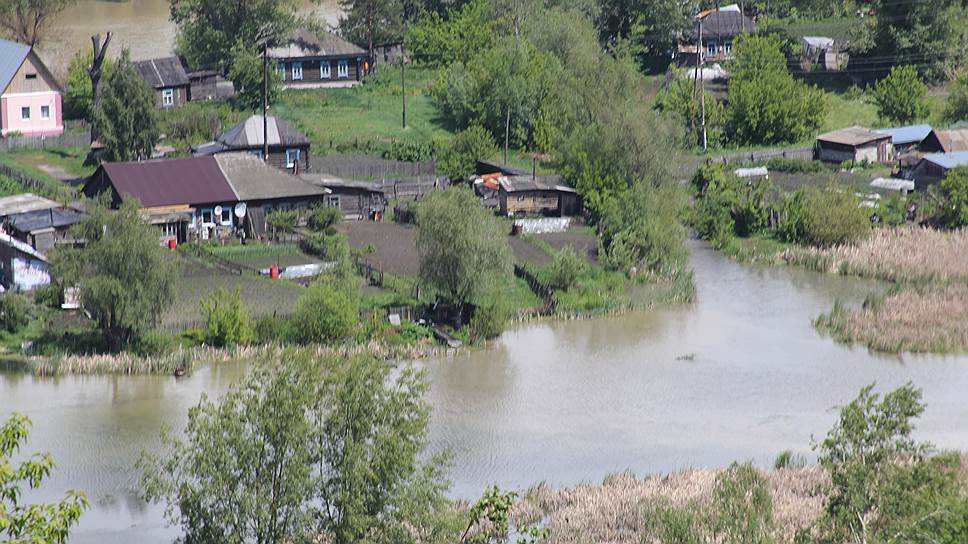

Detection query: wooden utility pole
(88, 32), (112, 144)
(504, 109), (510, 164)
(698, 17), (707, 151)
(262, 42), (269, 161)
(401, 44), (407, 129)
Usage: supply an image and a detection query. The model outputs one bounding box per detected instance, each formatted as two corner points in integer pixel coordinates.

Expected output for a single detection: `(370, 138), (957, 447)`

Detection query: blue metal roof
(923, 151), (968, 170)
(876, 124), (933, 146)
(0, 39), (31, 94)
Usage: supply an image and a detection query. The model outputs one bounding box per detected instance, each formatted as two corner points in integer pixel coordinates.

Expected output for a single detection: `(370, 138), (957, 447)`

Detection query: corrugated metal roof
(817, 126), (890, 147)
(132, 57), (189, 89)
(933, 129), (968, 153)
(5, 208), (84, 234)
(875, 124), (932, 146)
(0, 193), (61, 217)
(499, 175), (575, 193)
(267, 28), (366, 59)
(193, 116), (310, 154)
(214, 153), (328, 201)
(0, 39), (31, 94)
(923, 151), (968, 170)
(98, 156), (238, 208)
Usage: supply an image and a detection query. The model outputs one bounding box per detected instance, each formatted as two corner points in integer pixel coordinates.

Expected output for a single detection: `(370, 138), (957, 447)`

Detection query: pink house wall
(1, 91), (63, 137)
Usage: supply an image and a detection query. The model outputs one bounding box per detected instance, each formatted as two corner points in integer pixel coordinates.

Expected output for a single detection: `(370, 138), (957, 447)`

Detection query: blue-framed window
(286, 148), (301, 168)
(291, 61), (303, 80)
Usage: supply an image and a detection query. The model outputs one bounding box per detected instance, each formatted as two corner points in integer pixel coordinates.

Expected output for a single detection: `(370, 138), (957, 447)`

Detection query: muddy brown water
(2, 241), (968, 543)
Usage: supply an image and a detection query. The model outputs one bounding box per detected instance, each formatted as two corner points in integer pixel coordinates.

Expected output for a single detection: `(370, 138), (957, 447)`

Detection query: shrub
(291, 280), (358, 344)
(468, 300), (509, 343)
(253, 314), (293, 344)
(691, 165), (772, 245)
(267, 209), (300, 231)
(939, 166), (968, 228)
(437, 125), (497, 182)
(871, 65), (929, 124)
(307, 206), (342, 232)
(383, 139), (435, 162)
(943, 71), (968, 124)
(132, 331), (176, 357)
(199, 286), (253, 347)
(0, 293), (32, 334)
(33, 284), (63, 309)
(539, 246), (587, 291)
(779, 186), (870, 247)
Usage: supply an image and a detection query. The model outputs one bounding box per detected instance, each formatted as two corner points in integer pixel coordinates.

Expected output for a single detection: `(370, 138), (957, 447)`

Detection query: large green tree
(339, 0), (403, 57)
(595, 0), (697, 67)
(1, 413), (89, 543)
(0, 0), (75, 46)
(416, 187), (512, 322)
(943, 71), (968, 124)
(870, 65), (929, 124)
(63, 49), (114, 121)
(91, 51), (159, 162)
(170, 0), (297, 73)
(228, 43), (282, 112)
(52, 198), (177, 349)
(940, 167), (968, 229)
(725, 34), (826, 145)
(141, 350), (457, 544)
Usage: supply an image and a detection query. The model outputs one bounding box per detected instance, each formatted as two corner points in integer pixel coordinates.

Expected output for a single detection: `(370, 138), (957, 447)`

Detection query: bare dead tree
(0, 0), (75, 46)
(88, 31), (111, 143)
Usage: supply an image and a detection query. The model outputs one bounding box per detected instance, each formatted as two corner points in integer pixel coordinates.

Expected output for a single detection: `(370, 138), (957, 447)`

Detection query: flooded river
(38, 0), (342, 74)
(2, 242), (968, 543)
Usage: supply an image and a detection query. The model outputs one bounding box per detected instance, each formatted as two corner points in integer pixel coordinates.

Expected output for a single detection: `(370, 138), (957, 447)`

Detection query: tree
(726, 34), (826, 145)
(170, 0), (297, 75)
(52, 198), (177, 349)
(862, 0), (968, 81)
(141, 350), (456, 544)
(92, 50), (159, 162)
(939, 166), (968, 228)
(416, 187), (512, 323)
(229, 43), (281, 112)
(778, 186), (870, 247)
(1, 413), (89, 543)
(291, 279), (358, 344)
(870, 65), (929, 124)
(943, 71), (968, 124)
(655, 73), (724, 147)
(63, 49), (114, 121)
(339, 0), (402, 58)
(595, 0), (697, 69)
(437, 125), (497, 181)
(200, 286), (253, 347)
(0, 0), (75, 46)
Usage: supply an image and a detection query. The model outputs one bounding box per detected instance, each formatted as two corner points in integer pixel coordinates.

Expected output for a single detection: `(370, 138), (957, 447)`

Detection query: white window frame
(160, 223), (178, 238)
(337, 59), (349, 79)
(321, 60), (332, 79)
(291, 61), (303, 81)
(200, 209), (214, 226)
(219, 207), (233, 226)
(723, 40), (733, 58)
(40, 105), (50, 120)
(706, 39), (718, 58)
(286, 148), (300, 168)
(161, 88), (175, 107)
(20, 106), (30, 120)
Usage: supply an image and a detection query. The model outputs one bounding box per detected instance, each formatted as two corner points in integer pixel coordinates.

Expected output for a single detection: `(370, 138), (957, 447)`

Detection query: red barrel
(269, 265), (279, 279)
(168, 239), (177, 250)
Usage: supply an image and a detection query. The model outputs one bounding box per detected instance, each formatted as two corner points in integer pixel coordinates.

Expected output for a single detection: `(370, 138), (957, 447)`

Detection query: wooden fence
(0, 131), (90, 152)
(707, 146), (815, 166)
(379, 176), (448, 201)
(311, 155), (436, 180)
(513, 264), (557, 315)
(0, 163), (65, 199)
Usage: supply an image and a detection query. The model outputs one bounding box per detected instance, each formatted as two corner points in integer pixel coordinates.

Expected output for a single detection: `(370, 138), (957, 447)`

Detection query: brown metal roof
(98, 156), (238, 208)
(817, 126), (890, 147)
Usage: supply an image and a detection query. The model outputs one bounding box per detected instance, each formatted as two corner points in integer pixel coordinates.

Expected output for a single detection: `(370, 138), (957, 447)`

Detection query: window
(337, 59), (349, 79)
(325, 195), (341, 208)
(201, 209), (214, 225)
(706, 40), (717, 57)
(286, 148), (300, 168)
(162, 88), (174, 107)
(723, 40), (733, 57)
(20, 106), (29, 120)
(220, 207), (232, 225)
(321, 61), (331, 79)
(40, 105), (50, 120)
(276, 63), (285, 80)
(159, 223), (178, 238)
(291, 61), (303, 81)
(25, 73), (37, 80)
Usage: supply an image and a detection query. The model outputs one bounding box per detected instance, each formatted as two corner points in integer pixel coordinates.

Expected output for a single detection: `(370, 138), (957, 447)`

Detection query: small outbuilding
(0, 193), (83, 253)
(498, 176), (580, 217)
(911, 152), (968, 191)
(816, 126), (892, 164)
(193, 115), (311, 173)
(132, 57), (191, 108)
(875, 124), (932, 155)
(920, 128), (968, 154)
(302, 175), (387, 220)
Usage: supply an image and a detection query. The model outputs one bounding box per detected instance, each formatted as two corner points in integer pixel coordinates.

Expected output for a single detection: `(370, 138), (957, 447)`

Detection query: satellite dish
(235, 202), (247, 218)
(214, 205), (223, 217)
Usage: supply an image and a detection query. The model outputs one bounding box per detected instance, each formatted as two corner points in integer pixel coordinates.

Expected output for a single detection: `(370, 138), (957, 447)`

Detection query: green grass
(0, 147), (89, 200)
(719, 233), (793, 264)
(822, 93), (880, 133)
(770, 16), (856, 42)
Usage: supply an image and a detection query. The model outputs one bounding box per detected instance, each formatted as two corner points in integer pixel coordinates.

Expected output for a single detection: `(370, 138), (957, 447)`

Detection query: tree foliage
(691, 165), (773, 247)
(870, 65), (929, 124)
(1, 413), (89, 543)
(437, 125), (497, 181)
(228, 44), (282, 112)
(655, 73), (724, 147)
(291, 279), (358, 344)
(943, 71), (968, 124)
(52, 198), (177, 349)
(92, 51), (159, 162)
(200, 286), (253, 347)
(0, 292), (31, 334)
(0, 0), (74, 46)
(416, 186), (512, 312)
(339, 0), (403, 54)
(726, 34), (826, 146)
(141, 350), (456, 544)
(595, 0), (696, 69)
(778, 186), (870, 248)
(64, 49), (113, 121)
(939, 166), (968, 229)
(406, 0), (493, 67)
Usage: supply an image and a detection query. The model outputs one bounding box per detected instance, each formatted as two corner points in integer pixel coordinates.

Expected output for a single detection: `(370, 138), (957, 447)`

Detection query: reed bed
(816, 283), (968, 353)
(514, 467), (829, 544)
(782, 227), (968, 284)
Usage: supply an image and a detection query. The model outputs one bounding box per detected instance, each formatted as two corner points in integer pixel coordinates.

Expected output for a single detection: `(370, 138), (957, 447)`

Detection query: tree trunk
(88, 32), (113, 144)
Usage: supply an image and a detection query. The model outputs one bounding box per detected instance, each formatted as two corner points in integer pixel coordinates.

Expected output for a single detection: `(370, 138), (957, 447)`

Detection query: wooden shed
(912, 152), (968, 192)
(302, 176), (387, 220)
(816, 126), (892, 164)
(132, 57), (191, 108)
(920, 128), (968, 154)
(498, 176), (580, 217)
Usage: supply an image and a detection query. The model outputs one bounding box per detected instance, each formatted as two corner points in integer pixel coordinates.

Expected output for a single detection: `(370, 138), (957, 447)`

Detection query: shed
(920, 128), (968, 154)
(0, 193), (60, 217)
(193, 115), (311, 173)
(875, 124), (932, 154)
(816, 126), (892, 164)
(132, 57), (191, 108)
(3, 208), (84, 252)
(498, 176), (580, 217)
(301, 175), (386, 220)
(911, 152), (968, 191)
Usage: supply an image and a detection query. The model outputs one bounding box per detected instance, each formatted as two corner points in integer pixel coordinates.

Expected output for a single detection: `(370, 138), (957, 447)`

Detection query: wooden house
(0, 38), (63, 137)
(302, 175), (387, 220)
(132, 57), (191, 108)
(920, 128), (968, 154)
(193, 115), (311, 173)
(268, 28), (369, 88)
(912, 152), (968, 192)
(816, 127), (892, 164)
(682, 5), (754, 64)
(498, 176), (580, 217)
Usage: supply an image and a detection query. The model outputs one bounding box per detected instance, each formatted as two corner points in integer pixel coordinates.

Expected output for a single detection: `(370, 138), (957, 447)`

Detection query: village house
(301, 174), (387, 220)
(0, 39), (63, 138)
(269, 28), (369, 88)
(133, 57), (191, 109)
(0, 232), (49, 291)
(83, 154), (328, 243)
(684, 4), (755, 64)
(499, 176), (580, 217)
(193, 115), (311, 173)
(816, 126), (893, 164)
(920, 128), (968, 154)
(912, 152), (968, 192)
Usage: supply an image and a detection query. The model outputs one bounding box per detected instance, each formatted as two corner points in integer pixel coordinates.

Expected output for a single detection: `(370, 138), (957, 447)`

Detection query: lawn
(207, 243), (321, 270)
(0, 147), (89, 200)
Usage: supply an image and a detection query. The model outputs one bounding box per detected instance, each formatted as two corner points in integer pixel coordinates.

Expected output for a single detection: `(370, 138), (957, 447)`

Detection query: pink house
(0, 39), (63, 138)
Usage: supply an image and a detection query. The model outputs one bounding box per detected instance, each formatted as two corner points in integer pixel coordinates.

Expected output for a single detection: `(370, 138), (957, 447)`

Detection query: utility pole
(401, 44), (407, 129)
(262, 42), (269, 161)
(504, 109), (510, 165)
(699, 16), (707, 151)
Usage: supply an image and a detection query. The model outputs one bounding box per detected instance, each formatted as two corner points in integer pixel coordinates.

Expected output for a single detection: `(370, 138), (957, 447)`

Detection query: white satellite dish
(213, 205), (223, 217)
(235, 202), (247, 218)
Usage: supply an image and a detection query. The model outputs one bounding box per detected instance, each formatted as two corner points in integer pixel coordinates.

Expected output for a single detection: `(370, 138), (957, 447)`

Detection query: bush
(253, 314), (292, 344)
(468, 300), (509, 343)
(871, 65), (929, 124)
(132, 331), (176, 357)
(199, 286), (253, 347)
(939, 166), (968, 228)
(943, 71), (968, 124)
(437, 125), (498, 182)
(291, 280), (358, 344)
(306, 206), (342, 232)
(691, 165), (772, 246)
(382, 139), (435, 162)
(33, 284), (63, 309)
(539, 246), (587, 291)
(0, 293), (32, 334)
(779, 186), (870, 247)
